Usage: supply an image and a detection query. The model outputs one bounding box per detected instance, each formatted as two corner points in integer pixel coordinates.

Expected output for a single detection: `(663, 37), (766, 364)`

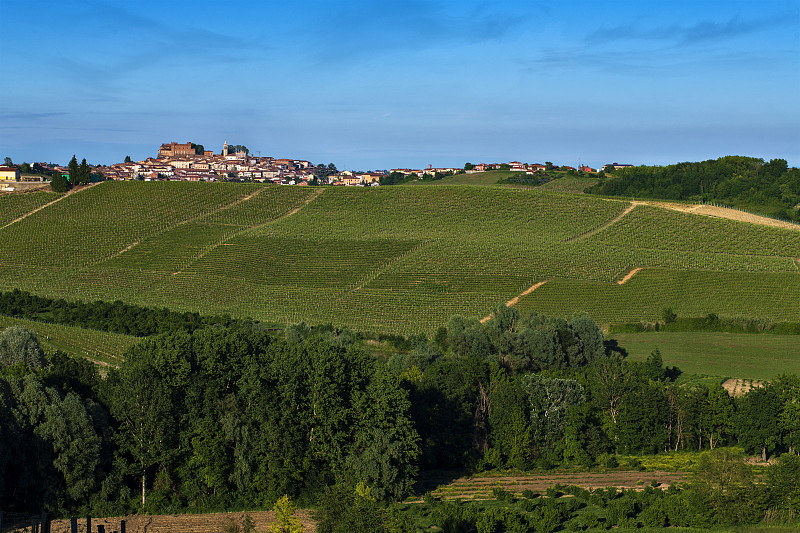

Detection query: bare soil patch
(42, 510), (316, 533)
(0, 181), (51, 194)
(481, 280), (551, 323)
(617, 267), (642, 285)
(637, 200), (800, 232)
(722, 378), (764, 397)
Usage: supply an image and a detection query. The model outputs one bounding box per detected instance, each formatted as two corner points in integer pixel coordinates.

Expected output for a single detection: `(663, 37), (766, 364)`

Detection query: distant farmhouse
(0, 166), (20, 180)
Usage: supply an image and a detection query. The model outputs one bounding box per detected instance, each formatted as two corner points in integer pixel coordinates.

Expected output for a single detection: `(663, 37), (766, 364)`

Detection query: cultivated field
(413, 470), (687, 502)
(0, 316), (138, 366)
(0, 182), (798, 335)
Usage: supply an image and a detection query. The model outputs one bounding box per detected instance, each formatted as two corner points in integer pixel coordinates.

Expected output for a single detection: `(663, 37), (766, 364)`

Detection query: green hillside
(0, 181), (798, 334)
(0, 315), (137, 366)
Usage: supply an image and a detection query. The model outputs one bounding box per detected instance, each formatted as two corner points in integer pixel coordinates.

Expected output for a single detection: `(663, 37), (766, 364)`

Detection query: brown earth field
(19, 510), (317, 533)
(411, 470), (687, 502)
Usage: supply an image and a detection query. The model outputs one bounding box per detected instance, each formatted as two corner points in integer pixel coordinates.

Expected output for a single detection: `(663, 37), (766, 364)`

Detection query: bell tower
(223, 140), (229, 157)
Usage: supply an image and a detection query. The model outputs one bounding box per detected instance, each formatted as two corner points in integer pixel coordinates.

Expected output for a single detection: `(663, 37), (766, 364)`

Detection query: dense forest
(1, 302), (799, 530)
(586, 156), (800, 221)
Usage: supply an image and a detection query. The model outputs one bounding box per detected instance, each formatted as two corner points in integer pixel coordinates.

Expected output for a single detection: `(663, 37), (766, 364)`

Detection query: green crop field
(404, 170), (514, 186)
(611, 332), (800, 380)
(536, 175), (601, 193)
(0, 316), (138, 366)
(0, 181), (798, 335)
(0, 190), (60, 226)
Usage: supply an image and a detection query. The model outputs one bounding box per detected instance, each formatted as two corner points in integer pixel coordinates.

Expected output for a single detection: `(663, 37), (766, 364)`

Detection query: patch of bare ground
(638, 200), (800, 232)
(617, 267), (642, 285)
(480, 280), (551, 323)
(409, 471), (687, 502)
(44, 510), (316, 533)
(722, 378), (764, 397)
(0, 181), (51, 194)
(0, 182), (98, 231)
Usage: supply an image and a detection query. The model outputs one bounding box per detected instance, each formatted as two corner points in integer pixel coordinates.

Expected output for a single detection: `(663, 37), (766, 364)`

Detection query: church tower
(223, 140), (228, 157)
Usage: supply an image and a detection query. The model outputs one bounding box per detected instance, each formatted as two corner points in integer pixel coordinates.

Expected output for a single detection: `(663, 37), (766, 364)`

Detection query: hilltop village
(1, 141), (626, 188)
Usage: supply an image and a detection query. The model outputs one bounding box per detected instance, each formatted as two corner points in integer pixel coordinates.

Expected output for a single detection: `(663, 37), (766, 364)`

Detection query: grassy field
(0, 182), (798, 336)
(0, 316), (138, 366)
(610, 332), (800, 380)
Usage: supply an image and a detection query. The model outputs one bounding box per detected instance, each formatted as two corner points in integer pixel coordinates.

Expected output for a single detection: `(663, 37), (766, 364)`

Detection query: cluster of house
(2, 141), (633, 187)
(91, 141), (318, 185)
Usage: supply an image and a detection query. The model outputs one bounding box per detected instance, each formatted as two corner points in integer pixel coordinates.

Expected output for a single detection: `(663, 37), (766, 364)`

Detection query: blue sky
(1, 0), (798, 170)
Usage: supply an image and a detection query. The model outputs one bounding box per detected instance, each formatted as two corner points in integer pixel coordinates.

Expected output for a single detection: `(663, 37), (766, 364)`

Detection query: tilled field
(414, 470), (688, 501)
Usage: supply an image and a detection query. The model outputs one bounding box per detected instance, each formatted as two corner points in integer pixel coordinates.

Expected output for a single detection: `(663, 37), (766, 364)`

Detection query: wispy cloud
(585, 12), (797, 47)
(0, 112), (69, 120)
(300, 0), (538, 64)
(40, 0), (267, 101)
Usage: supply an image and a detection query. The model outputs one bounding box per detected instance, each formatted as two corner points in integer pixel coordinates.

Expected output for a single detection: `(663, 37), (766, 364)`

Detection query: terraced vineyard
(0, 182), (798, 334)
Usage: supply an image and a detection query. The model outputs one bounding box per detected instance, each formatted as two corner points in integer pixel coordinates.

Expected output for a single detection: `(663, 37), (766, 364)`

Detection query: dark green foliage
(587, 155), (800, 220)
(736, 384), (782, 460)
(314, 484), (388, 533)
(49, 171), (71, 192)
(102, 329), (419, 510)
(767, 453), (800, 512)
(446, 307), (608, 372)
(0, 288), (246, 336)
(616, 380), (669, 454)
(68, 155), (78, 183)
(0, 370), (109, 513)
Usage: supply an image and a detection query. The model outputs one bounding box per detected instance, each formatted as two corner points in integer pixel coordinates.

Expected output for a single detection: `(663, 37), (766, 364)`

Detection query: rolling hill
(0, 182), (798, 334)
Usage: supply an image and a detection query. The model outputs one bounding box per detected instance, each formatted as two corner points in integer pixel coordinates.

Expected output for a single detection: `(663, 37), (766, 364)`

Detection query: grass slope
(0, 182), (798, 336)
(612, 331), (800, 380)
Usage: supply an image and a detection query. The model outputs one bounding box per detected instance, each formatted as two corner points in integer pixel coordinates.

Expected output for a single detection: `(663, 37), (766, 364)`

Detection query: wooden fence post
(87, 516), (92, 533)
(97, 525), (105, 533)
(120, 519), (126, 533)
(71, 517), (78, 533)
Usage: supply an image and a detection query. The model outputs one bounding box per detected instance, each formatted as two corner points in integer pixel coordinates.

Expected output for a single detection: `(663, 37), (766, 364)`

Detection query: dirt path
(0, 183), (98, 231)
(275, 187), (324, 221)
(481, 280), (551, 323)
(617, 267), (642, 285)
(172, 188), (325, 276)
(636, 200), (800, 232)
(565, 202), (636, 243)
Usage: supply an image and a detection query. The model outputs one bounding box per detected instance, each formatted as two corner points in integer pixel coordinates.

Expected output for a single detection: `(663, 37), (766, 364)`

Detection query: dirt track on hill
(617, 267), (642, 285)
(481, 279), (551, 323)
(634, 200), (800, 232)
(0, 183), (97, 231)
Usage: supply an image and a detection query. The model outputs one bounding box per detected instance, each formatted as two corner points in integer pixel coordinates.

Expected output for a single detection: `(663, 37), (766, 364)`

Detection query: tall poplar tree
(68, 155), (78, 184)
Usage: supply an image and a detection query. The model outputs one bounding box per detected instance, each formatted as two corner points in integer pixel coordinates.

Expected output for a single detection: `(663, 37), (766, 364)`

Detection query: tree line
(0, 303), (798, 528)
(586, 156), (800, 221)
(0, 289), (250, 337)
